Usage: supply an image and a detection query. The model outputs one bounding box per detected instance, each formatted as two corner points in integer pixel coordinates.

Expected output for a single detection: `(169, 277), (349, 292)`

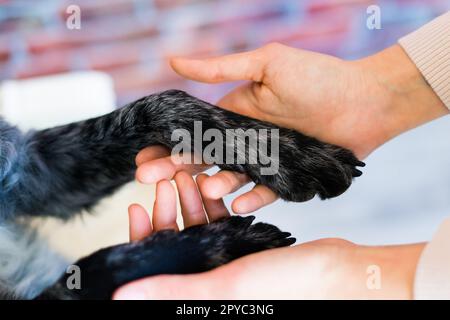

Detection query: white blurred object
(0, 71), (116, 130)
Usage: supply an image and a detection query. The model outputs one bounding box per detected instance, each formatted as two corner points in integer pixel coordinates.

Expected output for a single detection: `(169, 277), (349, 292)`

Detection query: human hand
(116, 233), (425, 299)
(127, 171), (230, 242)
(134, 145), (268, 214)
(170, 43), (447, 159)
(118, 167), (425, 300)
(135, 43), (448, 214)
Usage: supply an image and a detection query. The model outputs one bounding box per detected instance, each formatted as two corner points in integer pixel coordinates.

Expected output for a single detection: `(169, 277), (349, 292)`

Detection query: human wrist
(356, 45), (448, 148)
(355, 243), (425, 299)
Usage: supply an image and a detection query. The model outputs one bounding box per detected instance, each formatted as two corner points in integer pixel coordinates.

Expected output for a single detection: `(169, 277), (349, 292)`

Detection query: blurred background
(0, 0), (450, 260)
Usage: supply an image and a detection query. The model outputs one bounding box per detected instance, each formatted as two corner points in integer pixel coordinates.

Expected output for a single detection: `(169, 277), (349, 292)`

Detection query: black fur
(0, 89), (364, 299)
(35, 216), (295, 300)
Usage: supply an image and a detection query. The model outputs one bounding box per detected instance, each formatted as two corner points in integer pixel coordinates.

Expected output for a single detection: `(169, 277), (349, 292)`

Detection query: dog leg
(0, 90), (363, 221)
(36, 216), (295, 300)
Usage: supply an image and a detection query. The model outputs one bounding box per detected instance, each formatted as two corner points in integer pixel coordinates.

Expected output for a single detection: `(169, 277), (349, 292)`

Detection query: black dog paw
(197, 216), (295, 258)
(142, 90), (365, 202)
(258, 134), (365, 202)
(36, 216), (295, 300)
(217, 127), (365, 202)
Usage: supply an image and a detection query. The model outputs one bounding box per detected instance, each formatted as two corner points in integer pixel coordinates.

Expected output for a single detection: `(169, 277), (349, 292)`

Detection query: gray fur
(0, 224), (66, 299)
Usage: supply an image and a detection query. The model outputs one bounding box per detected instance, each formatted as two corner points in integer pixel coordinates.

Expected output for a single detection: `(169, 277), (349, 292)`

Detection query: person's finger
(152, 180), (179, 231)
(170, 49), (267, 84)
(196, 174), (230, 221)
(128, 204), (153, 242)
(231, 184), (278, 214)
(136, 155), (210, 184)
(135, 146), (170, 167)
(113, 271), (224, 300)
(174, 172), (207, 228)
(201, 170), (250, 200)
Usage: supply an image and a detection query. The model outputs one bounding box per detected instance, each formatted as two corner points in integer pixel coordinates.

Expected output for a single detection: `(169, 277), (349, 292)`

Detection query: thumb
(113, 272), (225, 300)
(170, 49), (267, 84)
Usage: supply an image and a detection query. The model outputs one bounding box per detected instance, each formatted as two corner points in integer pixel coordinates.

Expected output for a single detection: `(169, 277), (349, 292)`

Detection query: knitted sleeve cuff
(414, 217), (450, 299)
(398, 11), (450, 110)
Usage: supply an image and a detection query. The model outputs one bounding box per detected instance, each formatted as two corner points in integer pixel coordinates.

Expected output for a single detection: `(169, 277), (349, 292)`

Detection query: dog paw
(219, 128), (365, 202)
(137, 90), (365, 203)
(193, 216), (296, 262)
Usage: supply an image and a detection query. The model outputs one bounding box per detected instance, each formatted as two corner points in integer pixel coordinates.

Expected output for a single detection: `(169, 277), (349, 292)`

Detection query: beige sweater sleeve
(414, 218), (450, 299)
(398, 12), (450, 299)
(398, 11), (450, 109)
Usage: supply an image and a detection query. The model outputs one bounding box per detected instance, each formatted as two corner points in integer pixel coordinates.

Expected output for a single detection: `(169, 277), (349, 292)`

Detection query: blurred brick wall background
(1, 0), (449, 106)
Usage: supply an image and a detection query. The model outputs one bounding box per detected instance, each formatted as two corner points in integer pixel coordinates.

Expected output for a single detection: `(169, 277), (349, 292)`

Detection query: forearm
(356, 44), (448, 149)
(354, 12), (449, 151)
